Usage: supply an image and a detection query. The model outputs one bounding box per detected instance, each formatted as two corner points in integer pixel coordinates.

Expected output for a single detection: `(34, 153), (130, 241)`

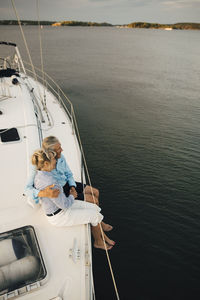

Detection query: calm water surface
(1, 26), (200, 300)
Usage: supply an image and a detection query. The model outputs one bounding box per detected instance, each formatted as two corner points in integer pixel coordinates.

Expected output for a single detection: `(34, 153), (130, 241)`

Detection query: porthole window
(0, 128), (20, 143)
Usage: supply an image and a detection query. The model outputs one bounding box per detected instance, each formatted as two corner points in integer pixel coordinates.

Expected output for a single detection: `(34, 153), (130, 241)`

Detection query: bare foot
(94, 242), (113, 250)
(103, 234), (116, 246)
(102, 222), (113, 232)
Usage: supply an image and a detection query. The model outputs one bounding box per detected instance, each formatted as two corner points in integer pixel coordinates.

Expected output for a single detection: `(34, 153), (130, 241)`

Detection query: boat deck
(0, 74), (92, 299)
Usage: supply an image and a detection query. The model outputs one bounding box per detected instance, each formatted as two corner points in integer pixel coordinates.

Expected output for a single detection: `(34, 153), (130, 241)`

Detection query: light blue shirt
(25, 154), (76, 203)
(34, 170), (74, 214)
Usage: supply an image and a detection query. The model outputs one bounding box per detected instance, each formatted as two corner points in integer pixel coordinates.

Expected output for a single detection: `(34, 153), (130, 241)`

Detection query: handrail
(22, 62), (83, 154)
(23, 61), (72, 119)
(24, 61), (72, 104)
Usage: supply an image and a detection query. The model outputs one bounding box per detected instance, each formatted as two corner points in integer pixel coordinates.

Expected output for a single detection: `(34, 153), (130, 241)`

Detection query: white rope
(11, 0), (46, 116)
(36, 0), (45, 90)
(71, 107), (120, 300)
(36, 0), (52, 126)
(36, 0), (47, 107)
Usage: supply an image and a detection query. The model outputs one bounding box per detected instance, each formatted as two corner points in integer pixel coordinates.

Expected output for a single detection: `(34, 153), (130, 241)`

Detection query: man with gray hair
(25, 136), (112, 232)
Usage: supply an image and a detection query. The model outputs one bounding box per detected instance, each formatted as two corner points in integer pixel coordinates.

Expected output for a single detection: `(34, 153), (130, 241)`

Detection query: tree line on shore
(57, 21), (112, 26)
(0, 20), (112, 26)
(127, 22), (200, 30)
(0, 20), (200, 30)
(0, 20), (53, 25)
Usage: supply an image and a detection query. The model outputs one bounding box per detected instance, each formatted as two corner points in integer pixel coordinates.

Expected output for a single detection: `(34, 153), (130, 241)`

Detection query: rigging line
(0, 124), (38, 135)
(36, 0), (46, 108)
(36, 0), (51, 126)
(0, 121), (54, 134)
(36, 0), (45, 89)
(71, 107), (120, 300)
(11, 0), (45, 112)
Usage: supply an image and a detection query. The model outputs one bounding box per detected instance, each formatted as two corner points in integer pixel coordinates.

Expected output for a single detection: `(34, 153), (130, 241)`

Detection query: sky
(0, 0), (200, 25)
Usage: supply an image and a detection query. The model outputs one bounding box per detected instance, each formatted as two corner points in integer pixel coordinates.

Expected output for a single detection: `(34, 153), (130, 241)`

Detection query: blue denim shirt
(25, 154), (76, 203)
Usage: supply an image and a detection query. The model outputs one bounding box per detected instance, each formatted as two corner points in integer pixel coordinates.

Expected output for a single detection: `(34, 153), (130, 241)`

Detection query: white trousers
(46, 200), (103, 227)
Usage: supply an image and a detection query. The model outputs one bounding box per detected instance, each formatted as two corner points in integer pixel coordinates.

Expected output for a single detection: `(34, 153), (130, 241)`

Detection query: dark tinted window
(0, 128), (20, 142)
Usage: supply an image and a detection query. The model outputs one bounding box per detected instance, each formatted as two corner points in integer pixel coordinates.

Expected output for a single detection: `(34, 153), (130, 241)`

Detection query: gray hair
(42, 136), (60, 151)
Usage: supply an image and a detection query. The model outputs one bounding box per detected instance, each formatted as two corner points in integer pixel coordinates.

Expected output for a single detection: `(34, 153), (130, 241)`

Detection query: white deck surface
(0, 74), (93, 299)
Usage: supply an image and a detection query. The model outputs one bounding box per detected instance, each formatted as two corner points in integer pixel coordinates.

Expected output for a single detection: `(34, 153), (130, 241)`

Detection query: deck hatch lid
(0, 225), (47, 296)
(0, 128), (20, 143)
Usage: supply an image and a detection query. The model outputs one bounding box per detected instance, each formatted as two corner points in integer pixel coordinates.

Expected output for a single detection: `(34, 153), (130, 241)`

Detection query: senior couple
(25, 136), (115, 251)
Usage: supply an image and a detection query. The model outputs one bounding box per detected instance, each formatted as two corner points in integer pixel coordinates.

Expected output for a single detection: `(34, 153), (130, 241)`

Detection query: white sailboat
(0, 41), (94, 299)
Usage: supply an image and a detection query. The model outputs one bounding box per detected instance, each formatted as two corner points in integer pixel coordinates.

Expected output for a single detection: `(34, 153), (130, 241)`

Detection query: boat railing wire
(23, 61), (73, 122)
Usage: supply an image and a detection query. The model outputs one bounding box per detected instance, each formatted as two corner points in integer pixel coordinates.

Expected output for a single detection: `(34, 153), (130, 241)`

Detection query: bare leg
(84, 185), (99, 199)
(92, 223), (113, 250)
(101, 222), (113, 232)
(84, 194), (99, 205)
(84, 186), (113, 232)
(84, 186), (99, 205)
(84, 195), (113, 231)
(102, 232), (116, 246)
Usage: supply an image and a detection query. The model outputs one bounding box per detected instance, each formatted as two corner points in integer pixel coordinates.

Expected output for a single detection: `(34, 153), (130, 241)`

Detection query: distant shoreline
(1, 20), (200, 30)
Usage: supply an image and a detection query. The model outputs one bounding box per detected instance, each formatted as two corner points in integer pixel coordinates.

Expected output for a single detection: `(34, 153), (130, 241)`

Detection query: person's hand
(70, 187), (77, 198)
(38, 184), (60, 198)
